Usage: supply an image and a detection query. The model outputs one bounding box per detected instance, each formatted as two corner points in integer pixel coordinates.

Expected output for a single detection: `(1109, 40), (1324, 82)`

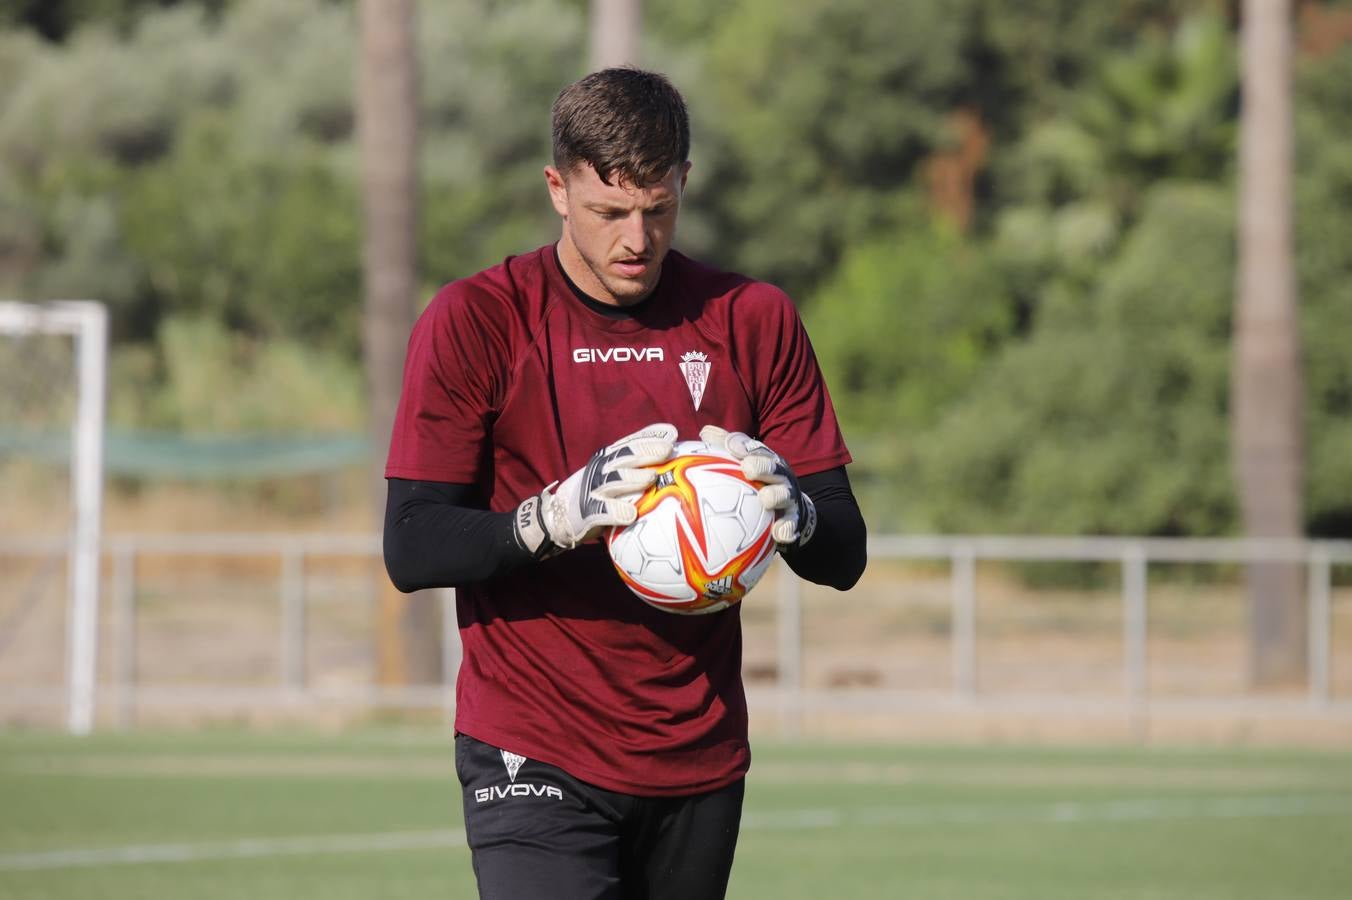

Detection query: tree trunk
(1233, 0), (1305, 688)
(589, 0), (642, 71)
(357, 0), (441, 687)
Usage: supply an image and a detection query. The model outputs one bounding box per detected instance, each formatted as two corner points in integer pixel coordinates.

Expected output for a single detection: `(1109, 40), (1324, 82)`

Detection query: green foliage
(806, 219), (1012, 447)
(0, 0), (581, 433)
(111, 314), (364, 432)
(415, 0), (584, 288)
(119, 113), (361, 348)
(819, 7), (1246, 537)
(987, 8), (1237, 329)
(0, 0), (1350, 538)
(998, 9), (1236, 208)
(1295, 45), (1352, 536)
(909, 184), (1236, 536)
(0, 0), (358, 314)
(968, 1), (1196, 121)
(686, 0), (975, 297)
(805, 220), (1016, 535)
(0, 1), (231, 42)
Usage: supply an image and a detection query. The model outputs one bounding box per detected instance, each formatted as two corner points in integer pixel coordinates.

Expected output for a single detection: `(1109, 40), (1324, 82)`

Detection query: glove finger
(590, 469), (657, 499)
(741, 453), (788, 484)
(758, 483), (795, 511)
(575, 498), (639, 544)
(771, 515), (800, 545)
(605, 498), (639, 527)
(610, 422), (677, 453)
(606, 436), (674, 469)
(698, 424), (730, 449)
(724, 431), (771, 460)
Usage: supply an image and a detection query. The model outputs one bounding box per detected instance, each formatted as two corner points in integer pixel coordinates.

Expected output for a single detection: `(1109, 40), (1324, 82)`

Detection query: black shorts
(455, 733), (744, 900)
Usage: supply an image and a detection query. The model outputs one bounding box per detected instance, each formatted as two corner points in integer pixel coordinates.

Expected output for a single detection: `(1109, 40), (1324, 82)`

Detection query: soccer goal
(0, 301), (107, 735)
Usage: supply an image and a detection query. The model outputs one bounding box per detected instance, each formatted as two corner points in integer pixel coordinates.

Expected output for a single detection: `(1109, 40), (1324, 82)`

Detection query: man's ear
(679, 160), (692, 193)
(544, 165), (570, 218)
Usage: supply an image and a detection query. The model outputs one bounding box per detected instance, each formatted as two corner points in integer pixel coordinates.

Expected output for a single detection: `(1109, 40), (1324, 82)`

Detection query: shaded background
(2, 8), (1352, 898)
(3, 0), (1350, 536)
(1, 0), (1350, 704)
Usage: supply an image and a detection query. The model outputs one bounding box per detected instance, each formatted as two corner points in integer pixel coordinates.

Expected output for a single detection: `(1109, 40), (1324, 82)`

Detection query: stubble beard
(579, 248), (660, 307)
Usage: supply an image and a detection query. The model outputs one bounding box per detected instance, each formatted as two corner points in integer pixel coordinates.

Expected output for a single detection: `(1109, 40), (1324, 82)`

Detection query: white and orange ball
(606, 440), (777, 615)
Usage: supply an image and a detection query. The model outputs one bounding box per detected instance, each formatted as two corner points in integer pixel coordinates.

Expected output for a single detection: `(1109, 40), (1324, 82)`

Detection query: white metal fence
(1, 533), (1349, 737)
(765, 535), (1352, 740)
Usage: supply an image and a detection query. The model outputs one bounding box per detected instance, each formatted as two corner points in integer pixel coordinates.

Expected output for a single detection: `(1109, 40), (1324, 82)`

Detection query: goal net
(0, 301), (107, 734)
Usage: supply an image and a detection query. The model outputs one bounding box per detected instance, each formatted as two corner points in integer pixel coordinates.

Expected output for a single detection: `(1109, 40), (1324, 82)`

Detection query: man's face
(546, 161), (690, 306)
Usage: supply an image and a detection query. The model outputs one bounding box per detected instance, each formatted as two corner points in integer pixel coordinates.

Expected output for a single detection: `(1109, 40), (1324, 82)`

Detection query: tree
(356, 0), (440, 686)
(1295, 33), (1352, 542)
(0, 0), (230, 42)
(663, 0), (973, 299)
(990, 8), (1238, 303)
(1232, 0), (1305, 687)
(589, 0), (641, 70)
(909, 184), (1236, 539)
(846, 10), (1241, 538)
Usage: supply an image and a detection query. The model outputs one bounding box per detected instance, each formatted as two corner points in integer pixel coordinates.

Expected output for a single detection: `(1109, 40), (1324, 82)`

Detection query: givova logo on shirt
(474, 749), (564, 803)
(572, 347), (665, 363)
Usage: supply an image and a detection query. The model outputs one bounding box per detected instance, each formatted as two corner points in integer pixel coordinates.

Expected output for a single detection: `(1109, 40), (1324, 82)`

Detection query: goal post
(0, 300), (108, 735)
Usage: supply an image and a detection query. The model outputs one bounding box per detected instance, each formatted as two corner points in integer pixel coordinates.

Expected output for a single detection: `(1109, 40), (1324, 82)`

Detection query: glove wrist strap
(796, 494), (818, 548)
(513, 492), (559, 560)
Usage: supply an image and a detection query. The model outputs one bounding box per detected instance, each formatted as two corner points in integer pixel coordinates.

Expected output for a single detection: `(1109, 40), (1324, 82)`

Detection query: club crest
(679, 351), (710, 410)
(501, 750), (526, 783)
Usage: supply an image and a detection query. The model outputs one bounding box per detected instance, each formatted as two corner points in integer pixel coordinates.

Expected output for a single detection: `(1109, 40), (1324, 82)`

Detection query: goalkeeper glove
(513, 423), (677, 558)
(699, 425), (817, 549)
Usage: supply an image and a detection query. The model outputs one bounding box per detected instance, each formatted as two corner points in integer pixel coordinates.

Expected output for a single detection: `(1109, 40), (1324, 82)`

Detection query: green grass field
(2, 729), (1350, 899)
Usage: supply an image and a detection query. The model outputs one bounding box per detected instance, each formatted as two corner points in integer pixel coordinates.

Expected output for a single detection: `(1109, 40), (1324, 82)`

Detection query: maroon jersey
(386, 244), (851, 796)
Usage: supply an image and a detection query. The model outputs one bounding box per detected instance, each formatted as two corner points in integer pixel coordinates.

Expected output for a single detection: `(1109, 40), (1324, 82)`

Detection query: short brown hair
(551, 67), (690, 187)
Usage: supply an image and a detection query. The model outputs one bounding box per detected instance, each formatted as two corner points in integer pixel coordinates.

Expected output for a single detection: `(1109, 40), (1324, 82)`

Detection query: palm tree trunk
(357, 0), (441, 687)
(1233, 0), (1305, 688)
(589, 0), (642, 70)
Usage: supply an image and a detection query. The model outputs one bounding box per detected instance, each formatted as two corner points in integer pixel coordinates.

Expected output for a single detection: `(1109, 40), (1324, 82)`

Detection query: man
(384, 67), (866, 900)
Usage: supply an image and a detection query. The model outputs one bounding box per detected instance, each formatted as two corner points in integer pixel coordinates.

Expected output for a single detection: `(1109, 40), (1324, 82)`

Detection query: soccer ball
(606, 440), (778, 615)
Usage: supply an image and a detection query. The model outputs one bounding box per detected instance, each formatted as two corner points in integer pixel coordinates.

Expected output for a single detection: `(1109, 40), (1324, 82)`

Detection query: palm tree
(1232, 0), (1305, 687)
(590, 0), (642, 70)
(988, 10), (1237, 312)
(357, 0), (440, 686)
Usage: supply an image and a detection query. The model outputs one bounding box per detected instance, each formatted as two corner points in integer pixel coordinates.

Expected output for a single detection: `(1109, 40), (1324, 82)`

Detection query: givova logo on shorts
(474, 749), (564, 803)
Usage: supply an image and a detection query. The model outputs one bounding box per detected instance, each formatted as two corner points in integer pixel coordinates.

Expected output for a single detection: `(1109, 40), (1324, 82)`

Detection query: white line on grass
(0, 829), (466, 872)
(741, 794), (1352, 830)
(3, 794), (1351, 872)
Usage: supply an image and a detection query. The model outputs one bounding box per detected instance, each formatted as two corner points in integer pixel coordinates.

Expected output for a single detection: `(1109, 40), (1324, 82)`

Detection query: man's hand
(699, 425), (817, 549)
(514, 423), (678, 558)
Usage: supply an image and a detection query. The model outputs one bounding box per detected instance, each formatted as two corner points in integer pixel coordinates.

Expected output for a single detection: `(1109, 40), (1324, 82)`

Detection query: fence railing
(2, 533), (1350, 736)
(768, 534), (1352, 738)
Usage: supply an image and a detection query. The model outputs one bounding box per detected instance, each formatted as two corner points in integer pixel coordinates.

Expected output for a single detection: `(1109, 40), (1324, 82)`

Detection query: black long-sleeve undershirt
(383, 467), (867, 594)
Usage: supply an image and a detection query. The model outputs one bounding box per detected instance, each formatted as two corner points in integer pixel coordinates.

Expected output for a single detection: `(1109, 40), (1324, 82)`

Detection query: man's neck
(553, 243), (656, 320)
(554, 236), (609, 305)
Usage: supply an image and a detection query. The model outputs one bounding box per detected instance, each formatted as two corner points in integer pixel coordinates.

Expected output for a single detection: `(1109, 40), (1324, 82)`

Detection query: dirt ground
(3, 480), (1350, 744)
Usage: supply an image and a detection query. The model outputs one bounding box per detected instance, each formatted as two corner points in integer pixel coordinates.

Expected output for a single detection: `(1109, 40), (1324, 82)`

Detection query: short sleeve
(736, 285), (852, 476)
(384, 283), (506, 483)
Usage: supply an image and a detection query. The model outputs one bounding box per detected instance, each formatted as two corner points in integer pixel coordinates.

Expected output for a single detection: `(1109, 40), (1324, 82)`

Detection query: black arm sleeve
(779, 466), (867, 590)
(382, 478), (534, 593)
(383, 467), (867, 594)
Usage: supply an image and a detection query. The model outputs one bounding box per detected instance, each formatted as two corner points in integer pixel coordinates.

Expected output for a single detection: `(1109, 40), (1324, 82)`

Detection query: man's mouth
(613, 258), (650, 278)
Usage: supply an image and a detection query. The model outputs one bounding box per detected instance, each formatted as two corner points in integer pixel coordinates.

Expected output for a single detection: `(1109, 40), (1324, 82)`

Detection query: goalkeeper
(383, 67), (866, 900)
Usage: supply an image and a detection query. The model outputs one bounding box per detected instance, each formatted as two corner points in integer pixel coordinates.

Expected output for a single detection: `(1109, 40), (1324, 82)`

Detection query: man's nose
(621, 211), (649, 254)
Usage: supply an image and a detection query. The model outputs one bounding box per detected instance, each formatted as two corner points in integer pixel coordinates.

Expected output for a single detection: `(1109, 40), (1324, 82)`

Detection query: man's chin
(604, 276), (658, 306)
